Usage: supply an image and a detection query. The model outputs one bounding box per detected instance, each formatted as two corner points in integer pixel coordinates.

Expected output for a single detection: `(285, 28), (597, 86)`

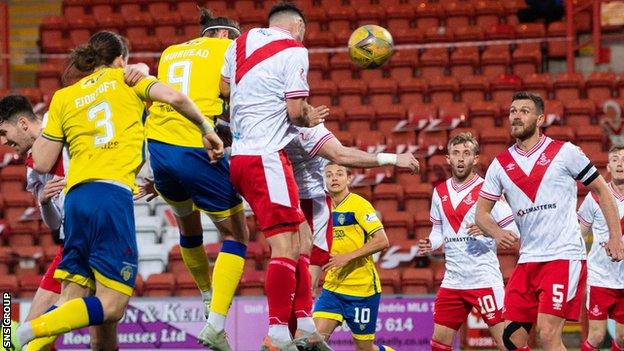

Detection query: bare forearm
(475, 199), (502, 238)
(597, 190), (622, 240)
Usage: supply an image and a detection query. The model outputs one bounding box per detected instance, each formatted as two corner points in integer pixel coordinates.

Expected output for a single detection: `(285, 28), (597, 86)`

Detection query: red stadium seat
(544, 100), (564, 126)
(523, 73), (553, 100)
(459, 75), (489, 102)
(414, 1), (441, 30)
(402, 267), (434, 294)
(485, 23), (516, 40)
(19, 274), (42, 299)
(388, 50), (418, 80)
(438, 102), (468, 125)
(469, 101), (499, 129)
(481, 46), (511, 77)
(355, 130), (386, 151)
(373, 184), (404, 214)
(619, 73), (624, 97)
(512, 44), (542, 76)
(16, 88), (43, 105)
(309, 53), (330, 72)
(398, 77), (427, 104)
(553, 72), (584, 101)
(393, 27), (423, 45)
(329, 52), (354, 82)
(480, 129), (511, 159)
(367, 78), (398, 106)
(386, 3), (414, 31)
(490, 74), (523, 111)
(404, 183), (433, 214)
(586, 71), (616, 107)
(144, 273), (175, 297)
(306, 31), (335, 48)
(407, 103), (438, 130)
(0, 247), (13, 276)
(337, 79), (367, 108)
(1, 164), (26, 182)
(503, 0), (527, 25)
(473, 0), (503, 28)
(545, 125), (575, 142)
(452, 25), (484, 43)
(134, 274), (144, 297)
(450, 46), (479, 77)
(516, 23), (546, 38)
(564, 99), (596, 126)
(356, 3), (386, 27)
(14, 246), (43, 278)
(239, 267), (265, 296)
(376, 105), (406, 134)
(0, 275), (19, 298)
(345, 105), (375, 132)
(576, 125), (604, 143)
(450, 127), (481, 141)
(333, 131), (354, 147)
(423, 26), (452, 43)
(394, 163), (421, 188)
(443, 1), (474, 28)
(351, 185), (373, 201)
(547, 21), (567, 58)
(167, 245), (187, 274)
(381, 211), (414, 242)
(175, 271), (199, 296)
(309, 80), (336, 108)
(378, 269), (402, 293)
(325, 107), (345, 132)
(420, 48), (449, 78)
(429, 76), (458, 105)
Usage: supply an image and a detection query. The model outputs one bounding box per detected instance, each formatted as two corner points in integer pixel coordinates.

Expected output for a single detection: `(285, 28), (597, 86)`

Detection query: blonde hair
(447, 132), (480, 155)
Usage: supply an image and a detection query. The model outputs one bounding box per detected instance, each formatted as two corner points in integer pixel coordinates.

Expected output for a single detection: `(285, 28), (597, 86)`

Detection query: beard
(511, 119), (538, 141)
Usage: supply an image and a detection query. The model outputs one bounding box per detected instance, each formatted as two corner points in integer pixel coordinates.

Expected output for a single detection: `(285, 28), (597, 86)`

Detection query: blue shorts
(313, 289), (381, 341)
(148, 140), (243, 220)
(55, 182), (137, 296)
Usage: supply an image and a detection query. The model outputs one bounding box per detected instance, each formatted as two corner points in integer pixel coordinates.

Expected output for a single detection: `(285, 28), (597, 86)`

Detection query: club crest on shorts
(120, 265), (133, 282)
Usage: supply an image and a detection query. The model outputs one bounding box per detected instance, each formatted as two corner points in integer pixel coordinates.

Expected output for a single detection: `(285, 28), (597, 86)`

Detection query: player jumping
(418, 132), (518, 351)
(476, 91), (624, 351)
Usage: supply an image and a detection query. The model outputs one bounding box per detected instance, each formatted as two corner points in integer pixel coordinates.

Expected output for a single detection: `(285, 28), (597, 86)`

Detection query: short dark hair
(268, 1), (306, 23)
(512, 91), (544, 115)
(0, 95), (36, 124)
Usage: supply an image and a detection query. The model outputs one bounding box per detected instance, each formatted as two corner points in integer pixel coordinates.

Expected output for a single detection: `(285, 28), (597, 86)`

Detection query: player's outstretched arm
(475, 197), (518, 249)
(286, 98), (328, 127)
(318, 138), (419, 174)
(323, 229), (390, 271)
(586, 175), (624, 261)
(147, 82), (224, 161)
(31, 137), (63, 174)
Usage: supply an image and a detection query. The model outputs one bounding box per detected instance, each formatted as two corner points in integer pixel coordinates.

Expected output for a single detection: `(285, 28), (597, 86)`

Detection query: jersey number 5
(88, 101), (114, 146)
(168, 60), (191, 95)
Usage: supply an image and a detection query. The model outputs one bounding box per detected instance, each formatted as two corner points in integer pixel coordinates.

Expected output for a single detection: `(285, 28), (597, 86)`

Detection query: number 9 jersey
(147, 37), (231, 148)
(42, 67), (157, 192)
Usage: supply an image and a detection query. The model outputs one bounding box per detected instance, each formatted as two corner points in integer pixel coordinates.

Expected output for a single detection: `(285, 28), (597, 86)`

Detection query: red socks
(613, 340), (624, 351)
(266, 257), (297, 325)
(431, 340), (452, 351)
(293, 254), (313, 318)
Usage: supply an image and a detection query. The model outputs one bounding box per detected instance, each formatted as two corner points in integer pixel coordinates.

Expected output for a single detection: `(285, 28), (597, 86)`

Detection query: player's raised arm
(147, 82), (224, 161)
(32, 97), (64, 174)
(586, 175), (624, 261)
(317, 137), (419, 173)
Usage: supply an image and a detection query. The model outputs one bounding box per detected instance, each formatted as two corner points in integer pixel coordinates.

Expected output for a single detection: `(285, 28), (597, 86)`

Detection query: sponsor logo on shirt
(365, 213), (379, 223)
(441, 195), (449, 202)
(516, 203), (557, 217)
(444, 237), (478, 243)
(334, 229), (346, 239)
(505, 163), (516, 171)
(536, 153), (551, 166)
(463, 193), (475, 206)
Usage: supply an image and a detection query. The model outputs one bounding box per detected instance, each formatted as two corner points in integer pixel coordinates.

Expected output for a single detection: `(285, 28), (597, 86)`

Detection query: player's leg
(488, 323), (507, 351)
(614, 321), (624, 351)
(147, 141), (212, 309)
(313, 288), (345, 341)
(535, 260), (586, 351)
(89, 322), (119, 351)
(472, 286), (506, 351)
(230, 151), (305, 348)
(344, 293), (381, 351)
(610, 291), (624, 351)
(25, 246), (63, 321)
(431, 288), (470, 350)
(501, 263), (538, 350)
(582, 286), (613, 350)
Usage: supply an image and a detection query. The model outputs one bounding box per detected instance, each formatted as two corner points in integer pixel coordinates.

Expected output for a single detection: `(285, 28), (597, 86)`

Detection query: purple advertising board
(50, 296), (436, 350)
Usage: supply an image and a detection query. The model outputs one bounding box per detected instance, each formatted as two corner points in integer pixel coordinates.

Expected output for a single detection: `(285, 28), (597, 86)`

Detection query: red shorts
(587, 285), (624, 323)
(300, 195), (333, 266)
(40, 245), (63, 294)
(230, 150), (305, 237)
(504, 259), (587, 322)
(433, 286), (505, 330)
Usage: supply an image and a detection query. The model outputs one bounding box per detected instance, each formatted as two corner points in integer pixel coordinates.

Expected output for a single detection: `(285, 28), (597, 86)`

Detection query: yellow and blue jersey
(42, 67), (157, 192)
(324, 193), (384, 297)
(147, 36), (231, 147)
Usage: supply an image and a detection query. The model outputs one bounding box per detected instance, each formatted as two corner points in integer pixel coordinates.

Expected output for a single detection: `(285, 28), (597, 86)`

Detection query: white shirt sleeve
(492, 199), (518, 233)
(429, 189), (444, 250)
(563, 142), (599, 186)
(283, 47), (310, 99)
(577, 193), (597, 228)
(479, 158), (503, 201)
(297, 124), (334, 157)
(220, 41), (235, 83)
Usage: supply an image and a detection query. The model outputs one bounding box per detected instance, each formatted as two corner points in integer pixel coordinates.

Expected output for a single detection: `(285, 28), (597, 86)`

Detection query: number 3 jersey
(430, 175), (518, 290)
(43, 67), (157, 192)
(577, 184), (624, 289)
(147, 37), (232, 148)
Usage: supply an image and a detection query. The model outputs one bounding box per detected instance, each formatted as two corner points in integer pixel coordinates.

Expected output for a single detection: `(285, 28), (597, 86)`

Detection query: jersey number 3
(88, 101), (114, 146)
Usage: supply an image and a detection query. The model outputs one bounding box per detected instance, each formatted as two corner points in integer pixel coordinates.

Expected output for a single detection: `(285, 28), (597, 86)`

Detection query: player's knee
(503, 322), (532, 350)
(614, 333), (624, 348)
(98, 296), (129, 323)
(537, 323), (561, 346)
(587, 327), (606, 346)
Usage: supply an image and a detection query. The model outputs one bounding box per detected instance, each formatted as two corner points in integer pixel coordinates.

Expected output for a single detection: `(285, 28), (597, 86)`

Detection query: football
(348, 25), (394, 69)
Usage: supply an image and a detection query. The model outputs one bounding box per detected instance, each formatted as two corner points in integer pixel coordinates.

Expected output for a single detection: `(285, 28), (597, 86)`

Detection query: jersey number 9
(168, 60), (191, 95)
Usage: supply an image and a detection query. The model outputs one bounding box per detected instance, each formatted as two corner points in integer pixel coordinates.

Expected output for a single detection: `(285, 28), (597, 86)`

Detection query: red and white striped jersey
(578, 184), (624, 289)
(284, 124), (334, 199)
(480, 135), (596, 263)
(430, 175), (517, 289)
(222, 27), (309, 155)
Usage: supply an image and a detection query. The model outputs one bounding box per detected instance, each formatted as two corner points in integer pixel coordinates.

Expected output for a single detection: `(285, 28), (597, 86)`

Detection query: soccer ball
(348, 25), (394, 69)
